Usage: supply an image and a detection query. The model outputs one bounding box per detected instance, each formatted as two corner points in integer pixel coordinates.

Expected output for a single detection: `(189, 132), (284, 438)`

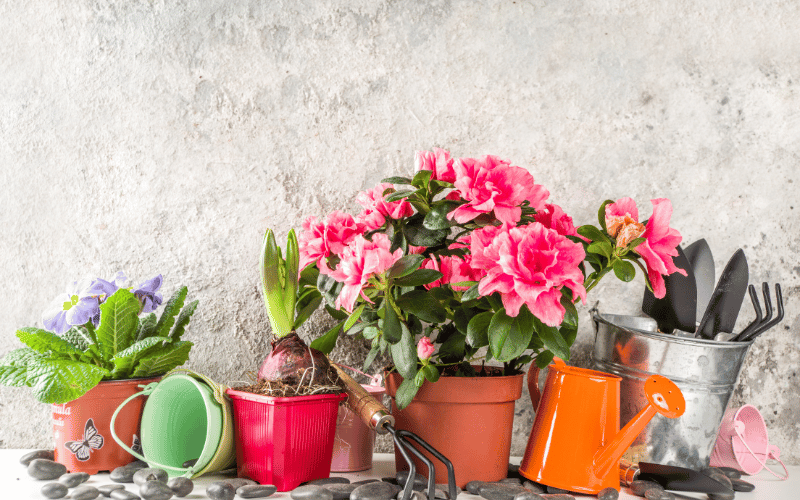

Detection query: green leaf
(387, 255), (425, 279)
(94, 289), (141, 360)
(261, 229), (293, 336)
(343, 304), (365, 332)
(403, 215), (448, 247)
(382, 300), (403, 344)
(395, 378), (420, 410)
(362, 341), (380, 371)
(560, 295), (579, 331)
(461, 283), (481, 302)
(411, 169), (433, 188)
(0, 364), (29, 387)
(613, 259), (636, 282)
(155, 286), (188, 338)
(437, 332), (466, 362)
(309, 322), (342, 355)
(110, 336), (168, 377)
(385, 189), (416, 202)
(423, 201), (459, 230)
(395, 290), (447, 324)
(170, 299), (198, 341)
(488, 309), (533, 362)
(466, 311), (493, 348)
(62, 327), (90, 351)
(588, 241), (613, 259)
(382, 176), (413, 185)
(393, 269), (443, 287)
(626, 237), (646, 251)
(136, 313), (158, 341)
(1, 347), (41, 366)
(25, 359), (109, 404)
(597, 200), (614, 231)
(422, 364), (439, 383)
(578, 225), (610, 244)
(414, 368), (426, 387)
(283, 229), (300, 324)
(318, 274), (344, 310)
(535, 318), (570, 360)
(130, 341), (193, 378)
(325, 304), (348, 321)
(390, 323), (417, 380)
(293, 296), (322, 331)
(362, 325), (379, 340)
(15, 328), (83, 357)
(535, 350), (555, 369)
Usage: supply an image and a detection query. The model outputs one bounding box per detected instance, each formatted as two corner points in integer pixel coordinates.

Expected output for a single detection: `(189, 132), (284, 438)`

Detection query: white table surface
(2, 450), (797, 499)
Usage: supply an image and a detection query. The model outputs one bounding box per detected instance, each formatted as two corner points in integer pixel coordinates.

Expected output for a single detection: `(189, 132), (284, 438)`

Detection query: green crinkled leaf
(466, 311), (493, 348)
(62, 327), (91, 351)
(392, 269), (443, 287)
(390, 322), (416, 380)
(155, 287), (188, 338)
(130, 341), (193, 378)
(111, 337), (169, 377)
(136, 313), (158, 341)
(309, 322), (342, 355)
(95, 289), (141, 360)
(1, 347), (41, 366)
(16, 328), (83, 357)
(395, 290), (447, 324)
(394, 378), (419, 410)
(25, 359), (109, 404)
(170, 299), (199, 341)
(0, 364), (29, 387)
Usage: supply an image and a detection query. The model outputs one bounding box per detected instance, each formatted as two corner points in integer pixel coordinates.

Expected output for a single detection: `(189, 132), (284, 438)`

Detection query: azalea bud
(616, 221), (646, 248)
(417, 337), (435, 361)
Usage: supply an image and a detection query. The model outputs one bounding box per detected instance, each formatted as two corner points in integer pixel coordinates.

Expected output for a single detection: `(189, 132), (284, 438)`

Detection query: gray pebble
(324, 483), (358, 500)
(644, 490), (674, 500)
(396, 472), (428, 491)
(127, 461), (149, 470)
(110, 490), (141, 500)
(222, 478), (258, 489)
(522, 482), (544, 494)
(395, 492), (425, 500)
(292, 485), (334, 500)
(708, 472), (733, 491)
(72, 485), (101, 500)
(707, 492), (735, 500)
(500, 478), (521, 485)
(701, 467), (723, 477)
(59, 472), (91, 488)
(466, 481), (490, 495)
(21, 449), (55, 466)
(27, 459), (68, 480)
(512, 492), (544, 500)
(597, 487), (619, 500)
(537, 495), (574, 500)
(546, 485), (570, 494)
(98, 484), (126, 497)
(309, 477), (352, 486)
(181, 459), (198, 469)
(433, 484), (462, 498)
(630, 480), (663, 496)
(478, 483), (528, 500)
(382, 478), (400, 485)
(717, 467), (743, 480)
(133, 468), (168, 486)
(353, 480), (380, 486)
(237, 485), (278, 499)
(139, 481), (174, 500)
(41, 482), (69, 499)
(110, 466), (137, 483)
(731, 478), (755, 492)
(206, 482), (236, 500)
(166, 477), (194, 497)
(351, 481), (403, 500)
(423, 485), (462, 500)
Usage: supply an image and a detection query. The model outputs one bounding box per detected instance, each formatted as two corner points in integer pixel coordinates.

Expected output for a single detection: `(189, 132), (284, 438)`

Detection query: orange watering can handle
(527, 357), (565, 410)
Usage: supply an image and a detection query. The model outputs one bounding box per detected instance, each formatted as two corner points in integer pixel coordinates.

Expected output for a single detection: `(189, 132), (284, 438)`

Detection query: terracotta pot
(53, 377), (160, 474)
(385, 367), (523, 487)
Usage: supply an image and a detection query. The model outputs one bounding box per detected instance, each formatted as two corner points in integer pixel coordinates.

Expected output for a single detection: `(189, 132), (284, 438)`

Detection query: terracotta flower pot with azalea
(0, 273), (198, 473)
(292, 148), (686, 485)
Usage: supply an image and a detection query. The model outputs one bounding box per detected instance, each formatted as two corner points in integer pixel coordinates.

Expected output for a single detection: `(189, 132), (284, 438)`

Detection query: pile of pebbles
(622, 465), (755, 500)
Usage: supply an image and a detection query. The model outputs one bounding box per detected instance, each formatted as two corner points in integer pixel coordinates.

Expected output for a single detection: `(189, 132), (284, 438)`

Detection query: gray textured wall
(1, 1), (798, 464)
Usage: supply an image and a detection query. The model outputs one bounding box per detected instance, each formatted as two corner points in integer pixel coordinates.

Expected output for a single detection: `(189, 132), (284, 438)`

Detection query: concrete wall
(1, 0), (798, 464)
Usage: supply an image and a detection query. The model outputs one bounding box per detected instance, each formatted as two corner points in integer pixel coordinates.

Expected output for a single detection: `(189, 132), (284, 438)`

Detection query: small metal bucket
(591, 310), (753, 470)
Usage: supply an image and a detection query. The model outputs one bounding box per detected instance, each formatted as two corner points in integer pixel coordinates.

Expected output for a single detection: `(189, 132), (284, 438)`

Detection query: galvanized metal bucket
(591, 310), (753, 470)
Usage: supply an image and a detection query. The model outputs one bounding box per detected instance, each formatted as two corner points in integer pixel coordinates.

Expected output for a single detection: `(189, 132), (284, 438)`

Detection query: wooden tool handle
(619, 459), (639, 487)
(334, 364), (394, 434)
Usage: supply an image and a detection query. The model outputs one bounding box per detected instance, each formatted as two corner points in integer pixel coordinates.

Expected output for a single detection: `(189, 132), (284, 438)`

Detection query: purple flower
(133, 274), (163, 313)
(42, 278), (101, 335)
(86, 271), (128, 326)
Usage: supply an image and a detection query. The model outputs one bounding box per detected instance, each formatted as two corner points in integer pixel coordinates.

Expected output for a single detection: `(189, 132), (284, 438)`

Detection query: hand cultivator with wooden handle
(334, 365), (457, 500)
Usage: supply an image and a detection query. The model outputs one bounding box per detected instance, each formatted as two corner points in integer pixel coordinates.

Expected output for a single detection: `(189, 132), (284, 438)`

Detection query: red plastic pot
(226, 389), (346, 491)
(53, 377), (160, 474)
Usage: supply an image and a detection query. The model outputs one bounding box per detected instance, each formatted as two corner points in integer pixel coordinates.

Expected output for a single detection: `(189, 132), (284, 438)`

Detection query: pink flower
(535, 203), (587, 241)
(356, 183), (415, 230)
(415, 148), (457, 183)
(422, 255), (483, 291)
(605, 197), (641, 238)
(469, 223), (586, 326)
(449, 155), (549, 226)
(417, 337), (435, 360)
(329, 233), (403, 312)
(635, 199), (687, 299)
(298, 211), (362, 271)
(408, 245), (427, 255)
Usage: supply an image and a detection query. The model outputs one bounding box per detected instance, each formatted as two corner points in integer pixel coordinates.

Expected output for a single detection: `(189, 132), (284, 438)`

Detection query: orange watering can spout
(592, 375), (686, 479)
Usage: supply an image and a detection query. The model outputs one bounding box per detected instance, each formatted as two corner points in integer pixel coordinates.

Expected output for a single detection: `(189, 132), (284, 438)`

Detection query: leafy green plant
(0, 286), (198, 404)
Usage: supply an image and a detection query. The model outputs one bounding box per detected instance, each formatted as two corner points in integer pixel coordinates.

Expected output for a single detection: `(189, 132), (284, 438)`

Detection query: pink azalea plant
(294, 148), (684, 408)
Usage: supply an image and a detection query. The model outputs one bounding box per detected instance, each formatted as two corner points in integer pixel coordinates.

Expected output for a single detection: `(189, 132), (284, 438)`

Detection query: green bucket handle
(109, 382), (198, 477)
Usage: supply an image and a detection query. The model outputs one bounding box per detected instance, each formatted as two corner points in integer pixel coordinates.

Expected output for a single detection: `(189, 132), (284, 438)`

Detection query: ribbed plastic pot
(385, 368), (523, 488)
(53, 377), (160, 474)
(226, 389), (346, 491)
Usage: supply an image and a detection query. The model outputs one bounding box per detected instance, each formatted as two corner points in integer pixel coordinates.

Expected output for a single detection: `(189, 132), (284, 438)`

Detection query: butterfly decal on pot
(132, 434), (142, 455)
(64, 418), (104, 461)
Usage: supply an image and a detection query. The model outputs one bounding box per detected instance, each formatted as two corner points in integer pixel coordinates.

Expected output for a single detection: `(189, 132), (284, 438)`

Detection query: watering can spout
(593, 374), (686, 479)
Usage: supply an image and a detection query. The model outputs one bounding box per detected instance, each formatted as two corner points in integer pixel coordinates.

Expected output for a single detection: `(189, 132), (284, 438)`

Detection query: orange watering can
(519, 358), (685, 494)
